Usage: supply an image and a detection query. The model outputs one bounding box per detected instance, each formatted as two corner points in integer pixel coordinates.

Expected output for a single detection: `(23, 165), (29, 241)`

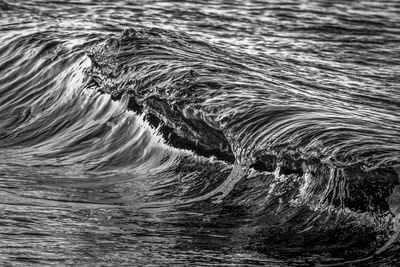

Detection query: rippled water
(1, 0), (400, 266)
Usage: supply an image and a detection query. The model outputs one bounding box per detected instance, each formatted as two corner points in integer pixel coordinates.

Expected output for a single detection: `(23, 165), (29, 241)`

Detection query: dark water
(1, 0), (400, 266)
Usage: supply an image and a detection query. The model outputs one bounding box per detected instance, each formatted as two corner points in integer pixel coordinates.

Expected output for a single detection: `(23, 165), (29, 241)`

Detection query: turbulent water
(1, 0), (400, 266)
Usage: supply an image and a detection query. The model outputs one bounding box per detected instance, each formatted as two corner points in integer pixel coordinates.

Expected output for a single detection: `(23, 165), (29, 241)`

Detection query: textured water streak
(1, 0), (400, 266)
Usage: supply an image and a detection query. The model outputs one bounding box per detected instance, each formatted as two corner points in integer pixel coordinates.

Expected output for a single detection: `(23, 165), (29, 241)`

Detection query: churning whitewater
(1, 0), (400, 266)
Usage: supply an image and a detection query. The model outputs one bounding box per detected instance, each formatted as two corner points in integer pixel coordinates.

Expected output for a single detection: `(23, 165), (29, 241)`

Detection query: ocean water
(1, 0), (400, 266)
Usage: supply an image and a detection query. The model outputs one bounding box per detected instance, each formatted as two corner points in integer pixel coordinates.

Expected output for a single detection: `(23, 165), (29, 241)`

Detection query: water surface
(1, 0), (400, 266)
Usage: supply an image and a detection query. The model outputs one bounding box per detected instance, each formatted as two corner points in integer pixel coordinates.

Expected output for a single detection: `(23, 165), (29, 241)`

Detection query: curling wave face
(1, 1), (400, 266)
(87, 27), (400, 209)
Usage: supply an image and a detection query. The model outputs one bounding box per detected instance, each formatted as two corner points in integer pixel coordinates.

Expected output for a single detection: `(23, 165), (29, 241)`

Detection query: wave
(84, 27), (400, 260)
(85, 27), (400, 207)
(86, 28), (400, 165)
